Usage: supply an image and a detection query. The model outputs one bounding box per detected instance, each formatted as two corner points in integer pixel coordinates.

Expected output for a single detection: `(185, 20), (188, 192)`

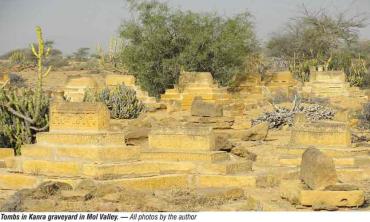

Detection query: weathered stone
(105, 74), (136, 87)
(230, 147), (257, 161)
(215, 135), (234, 151)
(191, 97), (223, 117)
(149, 126), (216, 151)
(300, 190), (365, 207)
(300, 148), (337, 190)
(242, 122), (269, 141)
(290, 120), (351, 147)
(49, 102), (110, 132)
(64, 76), (97, 102)
(324, 184), (359, 191)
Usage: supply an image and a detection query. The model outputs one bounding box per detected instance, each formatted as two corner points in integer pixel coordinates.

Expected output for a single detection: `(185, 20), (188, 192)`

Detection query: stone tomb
(49, 102), (110, 132)
(289, 120), (351, 148)
(3, 102), (141, 181)
(0, 102), (256, 191)
(302, 70), (367, 99)
(64, 76), (98, 102)
(145, 125), (255, 178)
(161, 72), (230, 110)
(280, 148), (365, 208)
(183, 97), (234, 129)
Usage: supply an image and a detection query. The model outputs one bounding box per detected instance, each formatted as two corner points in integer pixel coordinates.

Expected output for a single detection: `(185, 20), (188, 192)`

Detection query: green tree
(267, 7), (367, 83)
(73, 47), (90, 61)
(119, 0), (259, 97)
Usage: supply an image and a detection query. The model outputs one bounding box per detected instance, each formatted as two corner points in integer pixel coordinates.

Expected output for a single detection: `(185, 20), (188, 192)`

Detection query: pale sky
(0, 0), (369, 55)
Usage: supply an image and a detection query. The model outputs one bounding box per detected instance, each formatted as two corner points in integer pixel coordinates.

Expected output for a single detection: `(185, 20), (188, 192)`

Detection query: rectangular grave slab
(149, 126), (216, 151)
(290, 121), (351, 147)
(49, 102), (110, 132)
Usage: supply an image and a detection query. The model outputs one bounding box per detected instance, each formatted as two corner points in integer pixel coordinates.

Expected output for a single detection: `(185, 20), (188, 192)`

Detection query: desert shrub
(8, 73), (26, 87)
(0, 88), (49, 154)
(84, 84), (144, 119)
(119, 0), (259, 97)
(9, 51), (26, 65)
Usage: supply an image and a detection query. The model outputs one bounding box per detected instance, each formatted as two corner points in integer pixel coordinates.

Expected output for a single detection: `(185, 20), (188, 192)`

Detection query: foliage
(10, 51), (26, 65)
(0, 88), (49, 154)
(267, 7), (367, 82)
(0, 26), (50, 154)
(119, 0), (259, 96)
(84, 84), (145, 119)
(1, 40), (68, 68)
(73, 47), (90, 61)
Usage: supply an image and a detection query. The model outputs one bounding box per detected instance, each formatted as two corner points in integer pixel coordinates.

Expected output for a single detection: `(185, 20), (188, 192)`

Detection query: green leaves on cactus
(84, 84), (145, 119)
(0, 87), (49, 154)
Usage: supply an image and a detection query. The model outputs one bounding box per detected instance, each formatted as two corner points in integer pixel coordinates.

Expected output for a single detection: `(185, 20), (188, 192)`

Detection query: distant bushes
(84, 84), (145, 119)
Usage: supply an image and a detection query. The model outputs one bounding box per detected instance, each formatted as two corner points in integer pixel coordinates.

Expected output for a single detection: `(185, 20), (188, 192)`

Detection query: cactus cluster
(0, 26), (50, 154)
(84, 84), (145, 119)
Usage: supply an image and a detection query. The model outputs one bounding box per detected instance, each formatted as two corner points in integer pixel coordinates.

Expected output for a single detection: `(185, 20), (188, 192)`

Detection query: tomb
(264, 71), (299, 97)
(0, 101), (256, 191)
(182, 97), (234, 129)
(280, 148), (365, 208)
(161, 72), (231, 110)
(64, 76), (98, 102)
(302, 70), (368, 100)
(289, 120), (351, 148)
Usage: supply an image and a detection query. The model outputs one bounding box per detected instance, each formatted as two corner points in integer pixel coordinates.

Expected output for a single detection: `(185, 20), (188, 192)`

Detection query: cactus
(84, 84), (145, 119)
(0, 26), (50, 154)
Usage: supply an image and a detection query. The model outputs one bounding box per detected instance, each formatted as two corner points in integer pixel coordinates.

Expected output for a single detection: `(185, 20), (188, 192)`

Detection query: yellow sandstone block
(198, 161), (252, 175)
(36, 132), (126, 145)
(105, 74), (136, 87)
(101, 174), (190, 190)
(57, 146), (139, 162)
(22, 160), (81, 176)
(149, 127), (216, 151)
(82, 162), (160, 178)
(22, 145), (54, 159)
(140, 151), (230, 162)
(300, 190), (365, 207)
(0, 172), (39, 189)
(197, 175), (256, 188)
(279, 157), (356, 167)
(49, 102), (110, 132)
(0, 148), (14, 159)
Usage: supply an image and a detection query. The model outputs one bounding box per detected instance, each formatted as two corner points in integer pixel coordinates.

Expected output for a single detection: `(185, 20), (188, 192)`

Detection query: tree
(267, 6), (367, 83)
(73, 47), (90, 61)
(119, 0), (259, 97)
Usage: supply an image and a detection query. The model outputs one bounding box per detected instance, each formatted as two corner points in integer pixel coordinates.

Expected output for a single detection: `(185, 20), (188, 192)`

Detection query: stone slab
(149, 127), (216, 151)
(140, 151), (230, 162)
(196, 175), (256, 188)
(0, 148), (14, 159)
(300, 190), (365, 207)
(36, 132), (125, 145)
(290, 121), (351, 147)
(49, 102), (110, 132)
(300, 148), (337, 190)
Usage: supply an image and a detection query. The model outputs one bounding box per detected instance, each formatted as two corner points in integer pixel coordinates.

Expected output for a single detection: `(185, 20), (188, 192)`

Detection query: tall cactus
(31, 26), (51, 122)
(0, 26), (50, 154)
